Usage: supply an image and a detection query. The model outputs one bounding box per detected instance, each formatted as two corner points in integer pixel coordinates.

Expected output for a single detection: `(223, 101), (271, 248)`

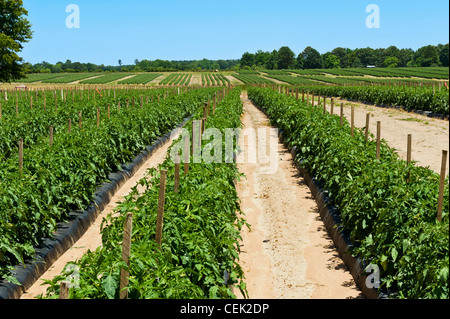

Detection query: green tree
(240, 52), (255, 68)
(0, 0), (33, 82)
(301, 46), (323, 69)
(438, 43), (449, 67)
(266, 50), (279, 70)
(331, 47), (350, 68)
(296, 53), (304, 69)
(383, 56), (399, 68)
(277, 46), (295, 69)
(324, 54), (341, 69)
(414, 45), (441, 67)
(398, 48), (414, 67)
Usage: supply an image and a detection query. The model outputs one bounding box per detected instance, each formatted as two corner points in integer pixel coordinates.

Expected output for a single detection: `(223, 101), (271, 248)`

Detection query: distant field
(118, 73), (163, 84)
(10, 67), (448, 88)
(79, 73), (132, 84)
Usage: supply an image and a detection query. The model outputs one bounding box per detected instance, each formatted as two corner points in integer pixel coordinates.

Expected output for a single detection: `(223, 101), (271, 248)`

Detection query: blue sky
(21, 0), (449, 65)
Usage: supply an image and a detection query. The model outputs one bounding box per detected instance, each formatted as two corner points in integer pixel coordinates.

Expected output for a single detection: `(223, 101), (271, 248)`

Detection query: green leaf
(102, 275), (118, 299)
(391, 247), (398, 262)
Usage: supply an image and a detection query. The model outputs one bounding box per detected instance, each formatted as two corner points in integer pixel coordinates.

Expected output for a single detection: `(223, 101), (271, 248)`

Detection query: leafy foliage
(248, 87), (449, 299)
(0, 87), (218, 283)
(38, 88), (248, 299)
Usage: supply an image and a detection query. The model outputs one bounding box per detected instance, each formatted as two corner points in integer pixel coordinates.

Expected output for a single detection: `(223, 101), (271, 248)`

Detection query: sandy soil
(189, 74), (202, 86)
(20, 136), (177, 299)
(236, 92), (362, 299)
(226, 75), (243, 85)
(317, 97), (449, 174)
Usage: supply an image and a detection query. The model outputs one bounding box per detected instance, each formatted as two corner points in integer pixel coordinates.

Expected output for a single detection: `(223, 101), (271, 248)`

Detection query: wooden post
(155, 170), (168, 246)
(365, 113), (371, 143)
(340, 103), (344, 126)
(406, 134), (412, 183)
(68, 118), (72, 134)
(351, 105), (355, 136)
(97, 108), (100, 127)
(184, 135), (190, 175)
(330, 98), (334, 115)
(407, 134), (412, 165)
(119, 212), (133, 300)
(376, 121), (381, 160)
(174, 155), (180, 193)
(78, 112), (82, 129)
(19, 138), (23, 171)
(437, 150), (448, 222)
(302, 89), (305, 102)
(311, 92), (315, 107)
(323, 97), (326, 115)
(49, 126), (54, 147)
(59, 281), (70, 299)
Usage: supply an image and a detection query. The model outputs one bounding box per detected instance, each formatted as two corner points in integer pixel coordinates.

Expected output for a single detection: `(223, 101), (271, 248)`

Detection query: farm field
(2, 0), (449, 308)
(0, 67), (449, 301)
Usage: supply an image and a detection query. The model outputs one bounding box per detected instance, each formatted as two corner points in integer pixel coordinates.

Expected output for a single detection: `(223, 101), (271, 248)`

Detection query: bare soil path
(321, 97), (449, 174)
(237, 92), (362, 299)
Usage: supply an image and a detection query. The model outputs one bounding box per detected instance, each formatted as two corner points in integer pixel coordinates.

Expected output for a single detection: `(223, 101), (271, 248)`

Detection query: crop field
(158, 73), (192, 86)
(38, 73), (102, 84)
(78, 73), (133, 84)
(201, 73), (231, 86)
(0, 67), (448, 302)
(117, 74), (163, 85)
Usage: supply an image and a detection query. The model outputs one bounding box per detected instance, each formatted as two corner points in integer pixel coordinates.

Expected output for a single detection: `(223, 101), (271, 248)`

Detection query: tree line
(27, 43), (450, 75)
(240, 44), (449, 70)
(27, 59), (241, 74)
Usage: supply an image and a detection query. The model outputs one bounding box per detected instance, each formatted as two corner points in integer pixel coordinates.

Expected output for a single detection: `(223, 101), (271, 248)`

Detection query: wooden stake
(49, 126), (54, 147)
(174, 155), (181, 193)
(59, 281), (70, 299)
(340, 103), (344, 126)
(97, 108), (100, 127)
(407, 134), (412, 165)
(155, 170), (168, 246)
(68, 118), (72, 134)
(406, 134), (412, 183)
(119, 212), (133, 300)
(351, 105), (355, 136)
(78, 112), (82, 129)
(19, 138), (23, 171)
(376, 121), (381, 160)
(365, 113), (371, 143)
(330, 98), (334, 115)
(184, 135), (190, 175)
(437, 150), (448, 222)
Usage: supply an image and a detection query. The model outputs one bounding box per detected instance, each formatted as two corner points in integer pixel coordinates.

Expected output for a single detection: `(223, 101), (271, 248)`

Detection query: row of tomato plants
(0, 88), (218, 284)
(248, 87), (449, 299)
(38, 87), (247, 299)
(294, 85), (449, 115)
(0, 88), (182, 161)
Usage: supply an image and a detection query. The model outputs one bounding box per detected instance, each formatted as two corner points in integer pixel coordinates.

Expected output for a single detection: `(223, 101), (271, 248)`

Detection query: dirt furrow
(237, 92), (362, 299)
